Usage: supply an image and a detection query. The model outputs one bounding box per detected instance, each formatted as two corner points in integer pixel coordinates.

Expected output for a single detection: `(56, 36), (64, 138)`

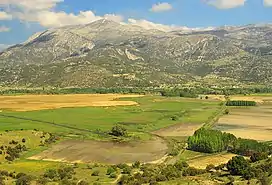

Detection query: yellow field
(0, 94), (143, 111)
(188, 153), (236, 169)
(207, 94), (272, 103)
(216, 105), (272, 141)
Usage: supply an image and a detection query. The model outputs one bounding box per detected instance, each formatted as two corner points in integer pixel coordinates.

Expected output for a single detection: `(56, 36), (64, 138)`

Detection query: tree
(106, 167), (116, 175)
(44, 169), (58, 179)
(15, 175), (32, 185)
(110, 126), (127, 137)
(132, 161), (141, 169)
(250, 152), (268, 162)
(259, 176), (271, 185)
(226, 156), (251, 176)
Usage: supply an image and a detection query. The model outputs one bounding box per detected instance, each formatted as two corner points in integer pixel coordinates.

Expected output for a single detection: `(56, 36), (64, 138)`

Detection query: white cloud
(0, 26), (10, 32)
(0, 0), (64, 11)
(264, 0), (272, 6)
(127, 18), (215, 32)
(128, 18), (178, 32)
(0, 0), (123, 28)
(0, 11), (12, 20)
(205, 0), (246, 9)
(150, 2), (173, 12)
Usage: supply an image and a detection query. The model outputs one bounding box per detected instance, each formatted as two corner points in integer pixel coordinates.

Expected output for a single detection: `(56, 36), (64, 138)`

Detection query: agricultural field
(215, 102), (272, 141)
(1, 93), (271, 184)
(28, 138), (168, 164)
(0, 94), (142, 112)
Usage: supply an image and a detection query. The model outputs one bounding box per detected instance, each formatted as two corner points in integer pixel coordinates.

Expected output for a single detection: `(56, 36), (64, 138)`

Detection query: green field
(0, 96), (221, 137)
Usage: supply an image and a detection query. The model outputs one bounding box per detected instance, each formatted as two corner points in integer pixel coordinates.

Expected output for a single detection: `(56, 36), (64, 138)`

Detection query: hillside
(0, 20), (271, 88)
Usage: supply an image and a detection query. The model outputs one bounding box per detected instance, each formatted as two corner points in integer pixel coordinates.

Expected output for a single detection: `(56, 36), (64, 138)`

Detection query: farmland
(215, 104), (272, 141)
(0, 93), (271, 184)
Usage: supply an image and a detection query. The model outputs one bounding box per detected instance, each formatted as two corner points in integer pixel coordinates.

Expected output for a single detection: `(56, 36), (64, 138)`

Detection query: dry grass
(216, 105), (272, 141)
(207, 94), (272, 103)
(28, 137), (168, 164)
(188, 153), (236, 169)
(0, 94), (143, 112)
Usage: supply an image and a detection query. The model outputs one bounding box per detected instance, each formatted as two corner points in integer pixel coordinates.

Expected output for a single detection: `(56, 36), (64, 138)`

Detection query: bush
(91, 170), (100, 176)
(250, 152), (268, 162)
(44, 169), (58, 179)
(15, 175), (32, 185)
(132, 161), (141, 168)
(206, 164), (215, 172)
(122, 166), (132, 174)
(110, 126), (127, 137)
(227, 156), (251, 176)
(109, 173), (117, 179)
(106, 167), (116, 175)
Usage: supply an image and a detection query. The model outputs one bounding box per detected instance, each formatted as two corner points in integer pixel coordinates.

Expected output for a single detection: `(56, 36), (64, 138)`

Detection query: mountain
(0, 20), (271, 88)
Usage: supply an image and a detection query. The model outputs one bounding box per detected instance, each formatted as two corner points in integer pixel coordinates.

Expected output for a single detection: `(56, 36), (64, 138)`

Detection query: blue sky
(0, 0), (272, 50)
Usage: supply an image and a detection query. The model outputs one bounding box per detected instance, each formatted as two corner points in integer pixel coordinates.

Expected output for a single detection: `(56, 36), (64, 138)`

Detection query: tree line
(1, 86), (272, 96)
(187, 128), (272, 156)
(226, 100), (257, 106)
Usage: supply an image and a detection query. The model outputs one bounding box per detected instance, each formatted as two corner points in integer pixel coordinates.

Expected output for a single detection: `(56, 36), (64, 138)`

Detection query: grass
(0, 96), (222, 137)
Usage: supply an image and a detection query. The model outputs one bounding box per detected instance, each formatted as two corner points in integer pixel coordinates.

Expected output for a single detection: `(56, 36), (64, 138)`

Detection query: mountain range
(0, 20), (271, 88)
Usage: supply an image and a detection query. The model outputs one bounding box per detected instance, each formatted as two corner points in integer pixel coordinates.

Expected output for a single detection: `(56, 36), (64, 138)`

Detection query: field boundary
(0, 113), (95, 133)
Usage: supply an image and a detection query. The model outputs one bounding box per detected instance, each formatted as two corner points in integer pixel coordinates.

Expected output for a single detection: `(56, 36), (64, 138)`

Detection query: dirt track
(28, 138), (168, 164)
(0, 94), (142, 111)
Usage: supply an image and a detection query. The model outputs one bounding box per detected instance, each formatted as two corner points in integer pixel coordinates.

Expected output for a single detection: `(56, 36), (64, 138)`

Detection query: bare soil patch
(215, 106), (272, 141)
(0, 94), (142, 112)
(28, 137), (168, 164)
(153, 123), (203, 137)
(188, 153), (236, 169)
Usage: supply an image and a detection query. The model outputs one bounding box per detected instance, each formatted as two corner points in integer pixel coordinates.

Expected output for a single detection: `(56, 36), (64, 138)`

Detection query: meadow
(0, 95), (221, 137)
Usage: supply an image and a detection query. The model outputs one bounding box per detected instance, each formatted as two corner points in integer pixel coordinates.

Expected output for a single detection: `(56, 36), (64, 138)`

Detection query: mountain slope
(0, 20), (271, 88)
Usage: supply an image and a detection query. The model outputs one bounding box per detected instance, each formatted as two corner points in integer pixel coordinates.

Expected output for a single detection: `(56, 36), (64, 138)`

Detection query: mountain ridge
(0, 20), (271, 88)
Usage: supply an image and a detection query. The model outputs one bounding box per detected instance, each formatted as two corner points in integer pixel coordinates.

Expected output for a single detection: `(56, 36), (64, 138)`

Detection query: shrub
(132, 161), (141, 168)
(227, 156), (251, 176)
(44, 169), (58, 179)
(110, 126), (127, 137)
(109, 173), (117, 179)
(91, 170), (100, 176)
(250, 152), (268, 162)
(15, 175), (32, 185)
(106, 167), (116, 175)
(206, 164), (215, 172)
(122, 166), (132, 174)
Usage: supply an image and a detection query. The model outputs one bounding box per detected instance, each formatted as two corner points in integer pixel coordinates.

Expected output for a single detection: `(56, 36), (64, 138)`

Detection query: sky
(0, 0), (272, 50)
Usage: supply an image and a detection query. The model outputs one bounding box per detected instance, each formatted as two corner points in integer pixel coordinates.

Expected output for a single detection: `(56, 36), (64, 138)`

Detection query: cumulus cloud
(150, 2), (173, 12)
(204, 0), (246, 9)
(0, 11), (12, 20)
(0, 0), (64, 11)
(264, 0), (272, 6)
(128, 18), (178, 32)
(0, 0), (123, 27)
(0, 26), (10, 32)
